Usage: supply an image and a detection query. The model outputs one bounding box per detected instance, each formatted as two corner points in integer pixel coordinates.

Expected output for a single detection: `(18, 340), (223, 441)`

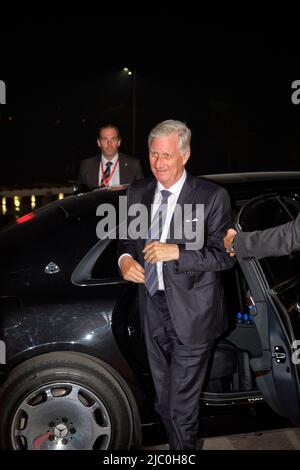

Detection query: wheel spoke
(68, 385), (80, 401)
(88, 402), (98, 413)
(88, 402), (111, 440)
(94, 424), (111, 437)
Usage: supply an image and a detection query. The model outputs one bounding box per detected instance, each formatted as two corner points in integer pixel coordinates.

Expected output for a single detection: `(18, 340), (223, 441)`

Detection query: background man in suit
(77, 124), (143, 189)
(224, 212), (300, 258)
(118, 120), (234, 450)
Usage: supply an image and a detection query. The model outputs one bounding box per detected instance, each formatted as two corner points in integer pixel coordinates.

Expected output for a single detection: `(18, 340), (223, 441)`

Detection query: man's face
(97, 127), (121, 160)
(149, 134), (190, 188)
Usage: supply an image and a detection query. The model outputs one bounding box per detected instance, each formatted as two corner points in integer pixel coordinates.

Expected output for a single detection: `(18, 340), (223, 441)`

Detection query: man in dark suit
(224, 212), (300, 259)
(77, 124), (143, 190)
(118, 120), (234, 450)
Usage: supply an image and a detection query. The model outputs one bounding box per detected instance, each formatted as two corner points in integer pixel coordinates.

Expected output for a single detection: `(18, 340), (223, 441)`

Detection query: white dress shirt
(99, 154), (120, 187)
(118, 170), (187, 290)
(152, 170), (187, 289)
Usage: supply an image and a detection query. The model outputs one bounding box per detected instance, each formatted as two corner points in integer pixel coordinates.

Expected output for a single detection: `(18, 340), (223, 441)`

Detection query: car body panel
(1, 172), (300, 448)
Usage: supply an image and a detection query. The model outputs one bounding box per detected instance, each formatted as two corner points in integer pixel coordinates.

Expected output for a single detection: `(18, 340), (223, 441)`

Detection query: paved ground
(143, 427), (300, 450)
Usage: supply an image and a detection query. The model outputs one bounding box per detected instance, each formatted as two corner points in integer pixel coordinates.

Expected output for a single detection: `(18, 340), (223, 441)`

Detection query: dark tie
(99, 161), (113, 188)
(144, 190), (172, 296)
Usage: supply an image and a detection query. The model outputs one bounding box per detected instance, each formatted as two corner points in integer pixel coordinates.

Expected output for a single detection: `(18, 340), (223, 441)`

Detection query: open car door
(236, 193), (300, 425)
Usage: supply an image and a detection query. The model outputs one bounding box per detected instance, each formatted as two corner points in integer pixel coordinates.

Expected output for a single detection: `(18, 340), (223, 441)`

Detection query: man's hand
(143, 241), (180, 264)
(119, 255), (145, 283)
(224, 228), (237, 257)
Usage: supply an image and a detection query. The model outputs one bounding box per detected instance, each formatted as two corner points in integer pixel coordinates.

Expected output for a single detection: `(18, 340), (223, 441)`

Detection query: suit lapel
(168, 173), (197, 242)
(175, 173), (196, 207)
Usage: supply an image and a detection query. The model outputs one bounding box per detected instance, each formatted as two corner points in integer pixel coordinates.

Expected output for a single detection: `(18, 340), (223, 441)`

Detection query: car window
(239, 195), (300, 290)
(282, 195), (300, 218)
(239, 196), (292, 232)
(91, 239), (120, 280)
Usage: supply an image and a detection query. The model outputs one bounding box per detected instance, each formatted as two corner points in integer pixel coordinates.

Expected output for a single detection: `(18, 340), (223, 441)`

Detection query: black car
(0, 172), (300, 450)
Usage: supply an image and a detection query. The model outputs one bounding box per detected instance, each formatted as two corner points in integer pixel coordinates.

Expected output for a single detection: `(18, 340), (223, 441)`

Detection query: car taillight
(16, 212), (36, 224)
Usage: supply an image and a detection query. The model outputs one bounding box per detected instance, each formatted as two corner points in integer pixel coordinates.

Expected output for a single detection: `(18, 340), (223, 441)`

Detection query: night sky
(1, 18), (300, 185)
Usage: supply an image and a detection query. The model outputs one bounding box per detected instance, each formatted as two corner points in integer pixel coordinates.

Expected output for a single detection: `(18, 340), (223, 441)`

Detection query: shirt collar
(156, 170), (187, 198)
(101, 154), (118, 165)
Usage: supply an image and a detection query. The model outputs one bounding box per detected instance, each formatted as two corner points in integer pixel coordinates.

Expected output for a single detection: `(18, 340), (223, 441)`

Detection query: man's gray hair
(148, 120), (191, 155)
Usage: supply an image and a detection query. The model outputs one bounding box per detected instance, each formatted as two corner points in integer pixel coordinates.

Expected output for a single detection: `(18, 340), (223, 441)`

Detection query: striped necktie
(99, 161), (113, 188)
(144, 190), (172, 296)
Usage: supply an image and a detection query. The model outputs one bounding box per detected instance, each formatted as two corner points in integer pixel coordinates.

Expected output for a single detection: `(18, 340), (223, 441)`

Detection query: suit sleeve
(234, 212), (300, 259)
(118, 185), (139, 261)
(176, 187), (235, 272)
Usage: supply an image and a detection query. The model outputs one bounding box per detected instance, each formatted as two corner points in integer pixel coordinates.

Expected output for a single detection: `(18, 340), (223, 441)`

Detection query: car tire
(0, 351), (138, 450)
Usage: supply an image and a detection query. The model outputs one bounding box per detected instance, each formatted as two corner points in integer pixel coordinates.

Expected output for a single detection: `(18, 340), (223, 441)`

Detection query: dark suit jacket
(77, 153), (143, 189)
(119, 173), (235, 345)
(235, 212), (300, 259)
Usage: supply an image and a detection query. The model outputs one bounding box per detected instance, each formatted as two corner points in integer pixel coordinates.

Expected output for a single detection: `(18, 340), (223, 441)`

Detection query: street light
(123, 67), (136, 157)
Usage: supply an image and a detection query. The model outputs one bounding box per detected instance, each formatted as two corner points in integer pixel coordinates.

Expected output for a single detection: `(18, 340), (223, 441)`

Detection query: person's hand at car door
(119, 255), (145, 283)
(224, 228), (237, 256)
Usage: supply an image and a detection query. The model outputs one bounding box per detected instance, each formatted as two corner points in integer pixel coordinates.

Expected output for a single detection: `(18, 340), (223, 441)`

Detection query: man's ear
(97, 139), (101, 149)
(183, 150), (191, 165)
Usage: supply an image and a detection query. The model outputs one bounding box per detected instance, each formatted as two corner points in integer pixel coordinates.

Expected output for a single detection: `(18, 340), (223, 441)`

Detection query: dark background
(1, 17), (300, 185)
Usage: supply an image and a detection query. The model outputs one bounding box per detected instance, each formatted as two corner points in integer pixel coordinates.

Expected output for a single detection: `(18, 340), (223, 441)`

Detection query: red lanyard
(100, 159), (119, 187)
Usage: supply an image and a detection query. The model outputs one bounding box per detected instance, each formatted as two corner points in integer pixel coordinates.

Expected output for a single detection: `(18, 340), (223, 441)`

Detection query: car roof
(203, 171), (300, 184)
(201, 172), (300, 204)
(54, 171), (300, 217)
